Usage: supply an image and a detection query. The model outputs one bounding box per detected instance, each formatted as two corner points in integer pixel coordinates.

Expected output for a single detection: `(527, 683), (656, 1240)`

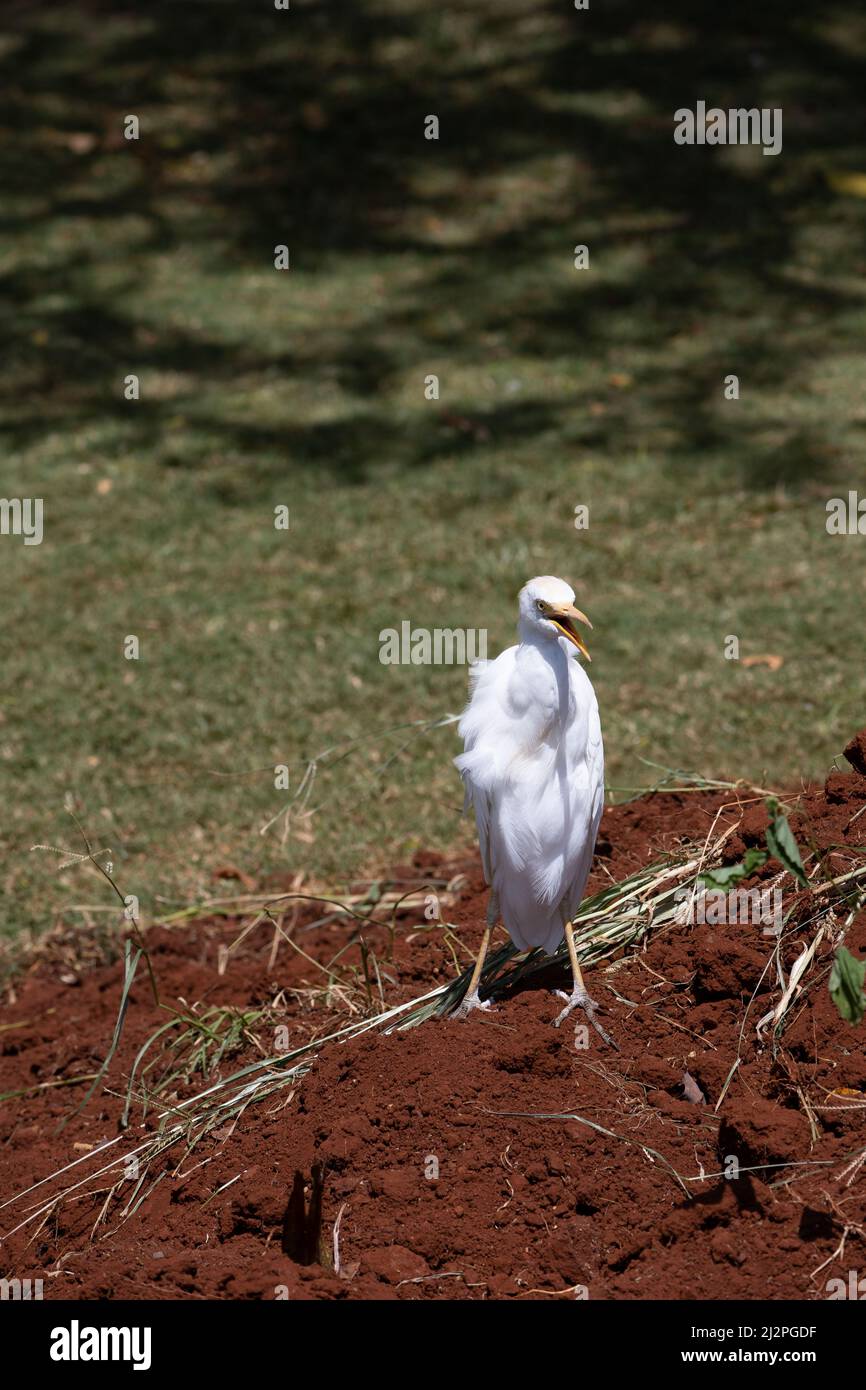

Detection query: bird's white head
(518, 575), (593, 661)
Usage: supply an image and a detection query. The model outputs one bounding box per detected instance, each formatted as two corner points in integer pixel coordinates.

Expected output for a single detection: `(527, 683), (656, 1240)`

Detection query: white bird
(454, 575), (611, 1042)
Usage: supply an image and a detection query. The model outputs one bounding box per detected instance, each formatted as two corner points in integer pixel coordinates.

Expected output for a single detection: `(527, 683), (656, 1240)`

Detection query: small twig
(332, 1202), (346, 1276)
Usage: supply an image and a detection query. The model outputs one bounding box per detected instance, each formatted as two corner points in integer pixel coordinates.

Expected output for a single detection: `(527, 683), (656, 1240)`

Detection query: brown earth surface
(2, 745), (866, 1300)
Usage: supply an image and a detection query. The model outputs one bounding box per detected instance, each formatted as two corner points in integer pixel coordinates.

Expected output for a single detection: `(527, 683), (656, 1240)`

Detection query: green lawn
(2, 1), (866, 935)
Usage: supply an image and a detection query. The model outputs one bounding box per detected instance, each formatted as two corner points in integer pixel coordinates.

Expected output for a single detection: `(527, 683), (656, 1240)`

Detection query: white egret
(454, 575), (612, 1044)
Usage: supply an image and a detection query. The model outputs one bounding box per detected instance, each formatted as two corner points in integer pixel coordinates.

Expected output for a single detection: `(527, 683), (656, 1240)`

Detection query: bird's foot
(454, 989), (494, 1020)
(553, 986), (618, 1050)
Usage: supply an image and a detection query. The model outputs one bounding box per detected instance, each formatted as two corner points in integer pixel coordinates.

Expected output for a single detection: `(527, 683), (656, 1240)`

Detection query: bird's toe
(453, 989), (494, 1020)
(553, 987), (617, 1049)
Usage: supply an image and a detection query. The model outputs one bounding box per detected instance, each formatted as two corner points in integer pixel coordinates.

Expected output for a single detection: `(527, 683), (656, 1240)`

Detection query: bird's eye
(536, 600), (545, 611)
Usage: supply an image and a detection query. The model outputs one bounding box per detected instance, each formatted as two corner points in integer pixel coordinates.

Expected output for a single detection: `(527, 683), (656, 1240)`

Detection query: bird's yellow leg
(464, 925), (491, 999)
(563, 916), (586, 993)
(454, 899), (498, 1018)
(554, 920), (618, 1049)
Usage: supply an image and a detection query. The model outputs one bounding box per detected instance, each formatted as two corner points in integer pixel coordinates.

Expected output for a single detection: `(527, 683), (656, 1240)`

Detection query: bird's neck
(517, 624), (572, 725)
(517, 622), (567, 667)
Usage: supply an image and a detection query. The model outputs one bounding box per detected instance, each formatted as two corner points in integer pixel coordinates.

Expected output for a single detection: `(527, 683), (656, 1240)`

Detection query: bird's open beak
(549, 603), (593, 661)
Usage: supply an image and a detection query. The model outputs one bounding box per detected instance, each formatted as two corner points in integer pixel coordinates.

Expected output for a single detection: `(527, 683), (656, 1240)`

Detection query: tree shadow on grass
(1, 0), (865, 494)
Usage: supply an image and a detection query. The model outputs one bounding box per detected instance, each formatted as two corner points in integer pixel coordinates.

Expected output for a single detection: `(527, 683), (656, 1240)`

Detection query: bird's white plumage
(455, 576), (604, 956)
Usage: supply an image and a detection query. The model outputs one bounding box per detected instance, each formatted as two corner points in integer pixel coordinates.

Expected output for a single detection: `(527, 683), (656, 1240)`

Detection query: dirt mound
(2, 747), (866, 1300)
(844, 730), (866, 776)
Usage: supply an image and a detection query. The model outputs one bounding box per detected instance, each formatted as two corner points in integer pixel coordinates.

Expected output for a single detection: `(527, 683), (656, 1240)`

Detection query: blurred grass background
(2, 0), (866, 934)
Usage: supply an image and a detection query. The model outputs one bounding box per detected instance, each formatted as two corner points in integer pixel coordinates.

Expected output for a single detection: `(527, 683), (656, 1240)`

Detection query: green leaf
(765, 798), (809, 888)
(742, 846), (770, 876)
(829, 947), (866, 1025)
(699, 847), (768, 890)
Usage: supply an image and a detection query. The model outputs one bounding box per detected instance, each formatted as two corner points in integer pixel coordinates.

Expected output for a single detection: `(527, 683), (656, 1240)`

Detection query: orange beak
(548, 602), (592, 660)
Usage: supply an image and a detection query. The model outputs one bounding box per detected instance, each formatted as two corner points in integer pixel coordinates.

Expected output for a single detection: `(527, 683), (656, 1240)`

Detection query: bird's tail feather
(500, 889), (564, 956)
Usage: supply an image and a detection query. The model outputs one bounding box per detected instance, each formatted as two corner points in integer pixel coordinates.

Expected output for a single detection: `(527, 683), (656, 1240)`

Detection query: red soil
(2, 750), (866, 1300)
